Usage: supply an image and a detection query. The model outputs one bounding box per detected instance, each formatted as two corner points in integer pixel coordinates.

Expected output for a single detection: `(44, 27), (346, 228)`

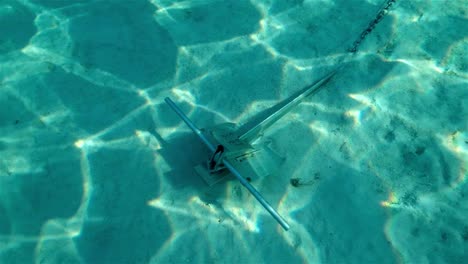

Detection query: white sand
(0, 0), (466, 263)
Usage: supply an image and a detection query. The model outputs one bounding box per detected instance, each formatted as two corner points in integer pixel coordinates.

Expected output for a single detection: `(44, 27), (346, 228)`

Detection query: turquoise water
(1, 0), (467, 263)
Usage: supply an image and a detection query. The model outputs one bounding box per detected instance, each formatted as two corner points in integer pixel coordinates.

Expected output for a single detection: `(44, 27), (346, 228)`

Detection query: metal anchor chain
(348, 0), (398, 53)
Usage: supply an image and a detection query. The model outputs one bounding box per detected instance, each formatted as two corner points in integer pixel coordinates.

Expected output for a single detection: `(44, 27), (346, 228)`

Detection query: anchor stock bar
(165, 97), (290, 230)
(222, 160), (290, 230)
(164, 98), (215, 152)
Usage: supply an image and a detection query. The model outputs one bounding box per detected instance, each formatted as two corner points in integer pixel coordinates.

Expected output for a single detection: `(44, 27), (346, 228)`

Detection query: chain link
(347, 0), (397, 53)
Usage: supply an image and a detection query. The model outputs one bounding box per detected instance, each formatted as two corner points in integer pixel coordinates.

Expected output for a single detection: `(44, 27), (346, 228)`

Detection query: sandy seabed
(0, 0), (467, 263)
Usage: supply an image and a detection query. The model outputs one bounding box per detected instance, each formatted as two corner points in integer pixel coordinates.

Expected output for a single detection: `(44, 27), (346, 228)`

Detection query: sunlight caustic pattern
(1, 0), (467, 263)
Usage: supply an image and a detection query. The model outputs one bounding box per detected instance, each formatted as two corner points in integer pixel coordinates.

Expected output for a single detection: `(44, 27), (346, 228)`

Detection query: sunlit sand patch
(283, 52), (348, 73)
(34, 12), (62, 30)
(345, 109), (363, 125)
(0, 60), (54, 84)
(344, 106), (373, 126)
(380, 192), (399, 208)
(301, 101), (341, 114)
(148, 196), (197, 218)
(233, 99), (276, 125)
(0, 232), (77, 247)
(74, 138), (101, 150)
(2, 86), (55, 127)
(307, 121), (329, 137)
(169, 67), (228, 96)
(0, 3), (14, 15)
(26, 148), (95, 262)
(382, 184), (468, 263)
(194, 104), (231, 123)
(176, 44), (231, 67)
(379, 190), (449, 220)
(282, 223), (321, 263)
(177, 46), (208, 67)
(38, 109), (71, 126)
(148, 148), (273, 237)
(438, 131), (467, 185)
(288, 63), (315, 72)
(441, 37), (468, 76)
(148, 191), (258, 234)
(247, 8), (288, 60)
(248, 0), (348, 67)
(394, 58), (445, 74)
(168, 87), (232, 124)
(223, 185), (262, 232)
(382, 218), (408, 262)
(79, 104), (148, 141)
(28, 10), (75, 49)
(151, 1), (177, 22)
(136, 89), (153, 105)
(171, 88), (196, 105)
(135, 130), (162, 150)
(1, 155), (42, 175)
(415, 191), (466, 217)
(247, 1), (280, 45)
(151, 0), (217, 11)
(345, 93), (377, 125)
(35, 217), (100, 263)
(71, 145), (96, 228)
(348, 93), (374, 107)
(276, 185), (321, 262)
(148, 215), (250, 264)
(176, 35), (249, 65)
(148, 163), (222, 229)
(441, 131), (468, 156)
(39, 218), (87, 239)
(73, 139), (86, 149)
(75, 135), (151, 153)
(21, 45), (138, 92)
(228, 206), (260, 233)
(250, 32), (282, 60)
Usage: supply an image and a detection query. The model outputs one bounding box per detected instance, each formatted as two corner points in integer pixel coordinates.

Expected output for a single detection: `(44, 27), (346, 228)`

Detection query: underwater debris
(290, 177), (315, 187)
